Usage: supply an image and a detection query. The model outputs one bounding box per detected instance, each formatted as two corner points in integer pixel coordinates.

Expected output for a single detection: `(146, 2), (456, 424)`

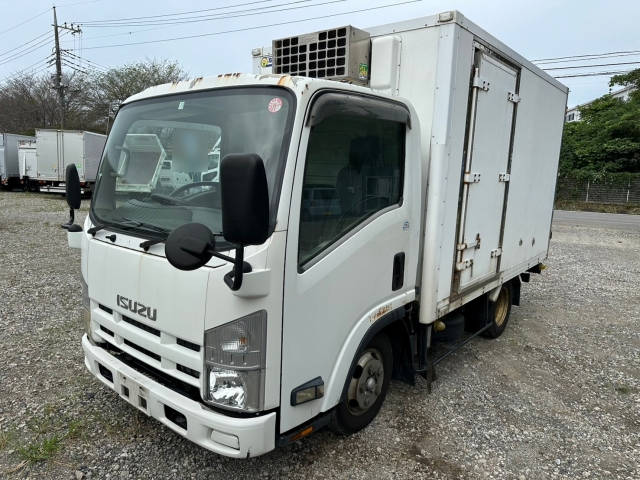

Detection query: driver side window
(298, 112), (405, 268)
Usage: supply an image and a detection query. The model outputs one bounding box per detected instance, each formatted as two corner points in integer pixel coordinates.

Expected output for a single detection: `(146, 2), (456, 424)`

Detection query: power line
(76, 0), (293, 23)
(76, 0), (424, 51)
(534, 51), (640, 65)
(533, 49), (640, 63)
(0, 7), (51, 37)
(543, 61), (640, 71)
(553, 70), (633, 79)
(81, 0), (342, 29)
(0, 31), (50, 59)
(1, 58), (51, 84)
(0, 36), (55, 68)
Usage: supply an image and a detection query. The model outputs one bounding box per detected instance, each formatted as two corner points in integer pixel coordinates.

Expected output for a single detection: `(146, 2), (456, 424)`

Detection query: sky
(0, 0), (638, 107)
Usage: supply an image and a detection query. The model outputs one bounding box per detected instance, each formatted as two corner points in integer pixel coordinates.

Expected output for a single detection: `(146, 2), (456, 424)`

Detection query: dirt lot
(0, 191), (638, 479)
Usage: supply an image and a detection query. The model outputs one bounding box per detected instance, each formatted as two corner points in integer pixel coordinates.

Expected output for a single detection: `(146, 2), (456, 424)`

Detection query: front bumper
(81, 335), (276, 458)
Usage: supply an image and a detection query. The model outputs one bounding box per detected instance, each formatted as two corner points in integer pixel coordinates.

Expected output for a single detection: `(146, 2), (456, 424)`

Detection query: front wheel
(331, 333), (393, 434)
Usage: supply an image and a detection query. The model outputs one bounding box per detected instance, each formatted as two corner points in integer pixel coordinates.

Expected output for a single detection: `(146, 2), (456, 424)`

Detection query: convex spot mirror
(165, 223), (216, 271)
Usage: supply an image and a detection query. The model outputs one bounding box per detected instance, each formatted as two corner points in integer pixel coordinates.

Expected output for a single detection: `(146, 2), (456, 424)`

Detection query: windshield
(91, 87), (295, 239)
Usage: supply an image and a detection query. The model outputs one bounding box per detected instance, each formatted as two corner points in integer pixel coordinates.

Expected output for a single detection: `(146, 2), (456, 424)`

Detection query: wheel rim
(494, 287), (510, 327)
(346, 348), (384, 416)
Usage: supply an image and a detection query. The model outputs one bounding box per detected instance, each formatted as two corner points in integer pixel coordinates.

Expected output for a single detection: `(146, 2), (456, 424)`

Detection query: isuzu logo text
(116, 295), (157, 321)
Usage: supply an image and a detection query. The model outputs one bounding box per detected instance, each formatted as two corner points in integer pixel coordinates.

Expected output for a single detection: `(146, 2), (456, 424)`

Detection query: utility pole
(52, 6), (81, 129)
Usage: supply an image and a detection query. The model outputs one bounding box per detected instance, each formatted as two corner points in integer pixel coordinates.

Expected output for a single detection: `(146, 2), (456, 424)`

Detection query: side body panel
(1, 134), (34, 179)
(499, 68), (567, 269)
(62, 132), (85, 181)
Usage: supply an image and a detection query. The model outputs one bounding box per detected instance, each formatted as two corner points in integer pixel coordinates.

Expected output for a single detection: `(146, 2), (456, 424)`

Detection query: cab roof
(123, 73), (314, 105)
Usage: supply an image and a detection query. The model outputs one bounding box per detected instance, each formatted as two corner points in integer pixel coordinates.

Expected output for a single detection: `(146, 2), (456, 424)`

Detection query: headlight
(204, 311), (267, 412)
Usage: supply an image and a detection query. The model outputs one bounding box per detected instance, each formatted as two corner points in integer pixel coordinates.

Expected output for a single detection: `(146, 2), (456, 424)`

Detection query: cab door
(280, 92), (418, 433)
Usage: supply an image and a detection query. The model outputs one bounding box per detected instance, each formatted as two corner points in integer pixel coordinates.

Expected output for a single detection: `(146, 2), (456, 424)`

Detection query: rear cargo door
(35, 131), (59, 180)
(455, 51), (518, 291)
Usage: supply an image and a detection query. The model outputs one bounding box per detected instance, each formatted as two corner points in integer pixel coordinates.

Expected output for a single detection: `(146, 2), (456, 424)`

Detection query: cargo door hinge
(456, 259), (473, 271)
(472, 76), (490, 91)
(507, 92), (521, 103)
(490, 248), (502, 258)
(498, 173), (510, 182)
(464, 172), (481, 184)
(457, 233), (481, 251)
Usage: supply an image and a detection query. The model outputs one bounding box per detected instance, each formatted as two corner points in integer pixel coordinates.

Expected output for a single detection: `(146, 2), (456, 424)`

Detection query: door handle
(392, 252), (405, 291)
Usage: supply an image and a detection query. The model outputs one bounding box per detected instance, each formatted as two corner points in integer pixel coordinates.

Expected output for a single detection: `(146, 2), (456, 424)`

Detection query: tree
(559, 68), (640, 174)
(0, 58), (186, 134)
(85, 59), (187, 132)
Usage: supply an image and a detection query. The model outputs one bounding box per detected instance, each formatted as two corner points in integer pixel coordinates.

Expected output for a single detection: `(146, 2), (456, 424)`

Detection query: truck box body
(35, 129), (106, 184)
(0, 133), (35, 185)
(71, 10), (567, 458)
(361, 14), (567, 320)
(18, 140), (37, 178)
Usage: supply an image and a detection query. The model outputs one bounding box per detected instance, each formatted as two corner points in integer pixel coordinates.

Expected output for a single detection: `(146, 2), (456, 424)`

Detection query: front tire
(331, 333), (393, 434)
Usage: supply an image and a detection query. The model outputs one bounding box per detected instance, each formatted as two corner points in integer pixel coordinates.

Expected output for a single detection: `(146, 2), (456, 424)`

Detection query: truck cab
(66, 11), (567, 459)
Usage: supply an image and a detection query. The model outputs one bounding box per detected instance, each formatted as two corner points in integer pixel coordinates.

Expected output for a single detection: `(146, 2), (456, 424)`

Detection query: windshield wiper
(119, 217), (171, 235)
(113, 217), (172, 251)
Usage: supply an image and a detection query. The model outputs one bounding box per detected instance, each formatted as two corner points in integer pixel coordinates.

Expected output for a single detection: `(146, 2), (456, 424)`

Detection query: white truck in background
(62, 11), (567, 458)
(0, 132), (35, 189)
(34, 129), (106, 194)
(18, 140), (38, 191)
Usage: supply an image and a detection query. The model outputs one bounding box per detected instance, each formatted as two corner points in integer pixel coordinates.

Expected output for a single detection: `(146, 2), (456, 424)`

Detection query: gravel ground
(0, 191), (638, 479)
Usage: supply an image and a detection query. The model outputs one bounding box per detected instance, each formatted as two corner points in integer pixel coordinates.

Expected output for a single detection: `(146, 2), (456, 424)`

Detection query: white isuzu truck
(63, 11), (567, 458)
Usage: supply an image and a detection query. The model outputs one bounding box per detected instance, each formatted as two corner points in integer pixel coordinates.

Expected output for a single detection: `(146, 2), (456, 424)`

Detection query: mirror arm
(222, 247), (252, 291)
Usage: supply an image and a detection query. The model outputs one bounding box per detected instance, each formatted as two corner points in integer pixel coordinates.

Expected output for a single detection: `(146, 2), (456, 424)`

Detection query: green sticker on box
(358, 63), (369, 80)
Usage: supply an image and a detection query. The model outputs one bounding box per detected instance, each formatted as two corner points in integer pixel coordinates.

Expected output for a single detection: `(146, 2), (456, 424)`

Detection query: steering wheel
(149, 181), (218, 206)
(170, 181), (218, 197)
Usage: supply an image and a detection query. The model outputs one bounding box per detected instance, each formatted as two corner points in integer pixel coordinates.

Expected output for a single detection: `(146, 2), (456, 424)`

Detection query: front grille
(124, 339), (161, 361)
(92, 303), (202, 388)
(103, 343), (202, 402)
(177, 363), (200, 379)
(99, 304), (113, 314)
(100, 325), (114, 337)
(177, 338), (200, 352)
(122, 314), (160, 337)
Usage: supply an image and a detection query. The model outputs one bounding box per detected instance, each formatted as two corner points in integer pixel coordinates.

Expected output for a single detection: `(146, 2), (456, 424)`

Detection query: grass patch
(615, 384), (633, 394)
(9, 404), (87, 464)
(555, 200), (640, 215)
(17, 436), (62, 463)
(0, 431), (14, 450)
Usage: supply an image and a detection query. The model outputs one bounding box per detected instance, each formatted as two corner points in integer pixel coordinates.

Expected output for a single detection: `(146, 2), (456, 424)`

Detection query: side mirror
(165, 222), (252, 291)
(220, 153), (270, 246)
(62, 164), (82, 233)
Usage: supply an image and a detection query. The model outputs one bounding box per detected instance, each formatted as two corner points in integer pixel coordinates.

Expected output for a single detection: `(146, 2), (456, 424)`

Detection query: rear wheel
(331, 333), (392, 434)
(483, 282), (513, 338)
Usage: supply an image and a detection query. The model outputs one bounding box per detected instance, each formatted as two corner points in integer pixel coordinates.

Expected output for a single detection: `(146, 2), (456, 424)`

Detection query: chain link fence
(556, 174), (640, 205)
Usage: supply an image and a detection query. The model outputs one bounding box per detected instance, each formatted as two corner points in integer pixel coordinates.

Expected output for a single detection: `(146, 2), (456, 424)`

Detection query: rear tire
(331, 333), (393, 434)
(483, 282), (513, 339)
